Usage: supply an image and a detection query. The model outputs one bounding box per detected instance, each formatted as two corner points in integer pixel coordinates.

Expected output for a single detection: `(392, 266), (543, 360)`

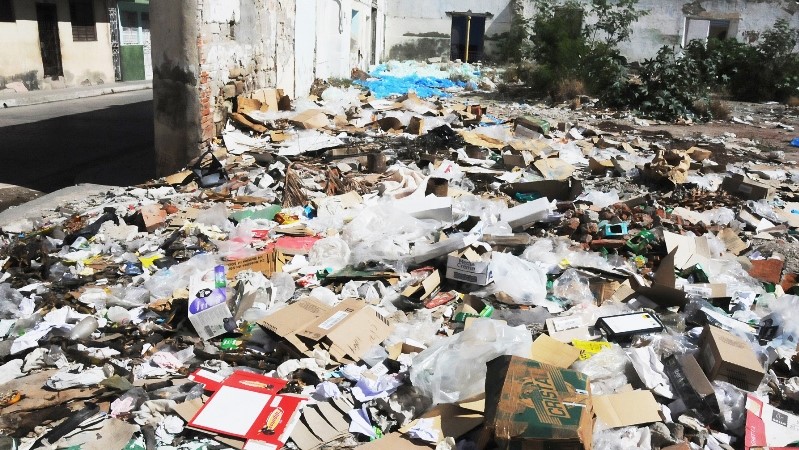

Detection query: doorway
(36, 3), (63, 78)
(450, 14), (485, 62)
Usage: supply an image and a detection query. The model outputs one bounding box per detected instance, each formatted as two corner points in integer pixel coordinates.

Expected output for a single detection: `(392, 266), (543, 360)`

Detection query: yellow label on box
(572, 340), (612, 360)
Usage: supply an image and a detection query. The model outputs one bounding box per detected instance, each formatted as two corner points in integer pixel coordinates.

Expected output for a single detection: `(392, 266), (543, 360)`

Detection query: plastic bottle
(69, 316), (99, 340)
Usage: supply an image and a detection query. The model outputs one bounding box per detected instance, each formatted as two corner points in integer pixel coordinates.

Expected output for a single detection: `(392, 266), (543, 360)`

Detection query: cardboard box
(698, 325), (765, 391)
(446, 245), (494, 286)
(401, 269), (441, 303)
(188, 266), (233, 341)
(258, 297), (392, 364)
(484, 355), (589, 450)
(745, 394), (799, 450)
(721, 174), (775, 200)
(453, 295), (494, 322)
(579, 390), (662, 450)
(501, 197), (552, 231)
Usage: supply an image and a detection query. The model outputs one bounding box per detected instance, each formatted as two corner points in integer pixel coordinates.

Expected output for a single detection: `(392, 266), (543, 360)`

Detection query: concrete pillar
(151, 0), (201, 177)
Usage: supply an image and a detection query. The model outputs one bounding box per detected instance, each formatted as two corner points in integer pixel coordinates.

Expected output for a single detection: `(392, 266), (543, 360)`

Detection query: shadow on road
(0, 100), (155, 193)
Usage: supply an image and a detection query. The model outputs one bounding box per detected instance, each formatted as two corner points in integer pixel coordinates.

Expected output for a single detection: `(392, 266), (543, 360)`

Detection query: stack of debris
(1, 60), (799, 450)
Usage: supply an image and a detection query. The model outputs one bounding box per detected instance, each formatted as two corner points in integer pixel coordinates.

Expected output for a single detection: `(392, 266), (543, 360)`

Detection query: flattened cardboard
(290, 109), (329, 130)
(401, 270), (441, 303)
(578, 390), (661, 450)
(355, 433), (430, 449)
(260, 298), (392, 363)
(225, 251), (276, 279)
(629, 249), (688, 307)
(663, 231), (712, 270)
(718, 227), (749, 255)
(534, 158), (575, 181)
(546, 316), (592, 343)
(590, 390), (662, 428)
(297, 298), (392, 363)
(485, 356), (589, 449)
(745, 394), (799, 450)
(530, 334), (581, 368)
(399, 403), (484, 444)
(699, 325), (764, 391)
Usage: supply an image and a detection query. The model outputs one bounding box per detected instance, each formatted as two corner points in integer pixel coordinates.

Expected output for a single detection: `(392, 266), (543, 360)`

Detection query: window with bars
(0, 0), (14, 22)
(70, 0), (97, 41)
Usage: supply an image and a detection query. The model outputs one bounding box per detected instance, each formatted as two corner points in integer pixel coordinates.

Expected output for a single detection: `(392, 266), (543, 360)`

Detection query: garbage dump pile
(2, 60), (799, 450)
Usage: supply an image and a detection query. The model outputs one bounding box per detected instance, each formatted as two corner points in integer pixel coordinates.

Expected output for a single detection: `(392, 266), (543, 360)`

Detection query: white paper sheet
(191, 386), (272, 436)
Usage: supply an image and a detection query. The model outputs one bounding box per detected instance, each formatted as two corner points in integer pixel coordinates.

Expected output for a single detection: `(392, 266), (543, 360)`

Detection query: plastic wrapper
(481, 252), (548, 306)
(308, 236), (351, 270)
(756, 294), (799, 340)
(553, 269), (595, 305)
(309, 287), (339, 306)
(195, 203), (233, 231)
(343, 205), (439, 267)
(573, 345), (630, 395)
(713, 381), (746, 433)
(747, 200), (782, 223)
(144, 253), (218, 300)
(384, 309), (443, 348)
(410, 319), (532, 404)
(577, 189), (620, 208)
(630, 332), (697, 359)
(592, 426), (651, 450)
(701, 207), (735, 226)
(270, 272), (296, 303)
(0, 283), (24, 319)
(69, 316), (99, 340)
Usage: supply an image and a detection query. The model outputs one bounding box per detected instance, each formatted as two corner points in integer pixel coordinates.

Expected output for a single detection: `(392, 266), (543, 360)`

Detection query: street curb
(0, 183), (117, 229)
(0, 83), (152, 108)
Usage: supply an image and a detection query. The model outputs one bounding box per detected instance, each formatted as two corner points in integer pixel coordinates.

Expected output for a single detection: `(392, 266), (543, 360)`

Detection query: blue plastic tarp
(791, 137), (799, 148)
(355, 75), (463, 99)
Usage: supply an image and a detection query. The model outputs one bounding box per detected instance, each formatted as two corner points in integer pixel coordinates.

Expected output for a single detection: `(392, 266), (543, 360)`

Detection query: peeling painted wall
(514, 0), (799, 61)
(617, 0), (799, 61)
(152, 0), (387, 171)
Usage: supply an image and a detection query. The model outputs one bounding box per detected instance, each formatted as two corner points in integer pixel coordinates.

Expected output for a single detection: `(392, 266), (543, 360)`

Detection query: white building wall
(384, 0), (513, 61)
(0, 0), (115, 88)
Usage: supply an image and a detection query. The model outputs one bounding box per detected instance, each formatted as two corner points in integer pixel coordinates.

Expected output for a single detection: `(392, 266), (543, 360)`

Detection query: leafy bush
(516, 0), (647, 97)
(709, 20), (799, 102)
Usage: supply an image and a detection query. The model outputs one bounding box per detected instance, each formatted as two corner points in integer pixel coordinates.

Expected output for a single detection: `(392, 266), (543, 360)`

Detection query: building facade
(0, 0), (151, 91)
(385, 0), (799, 64)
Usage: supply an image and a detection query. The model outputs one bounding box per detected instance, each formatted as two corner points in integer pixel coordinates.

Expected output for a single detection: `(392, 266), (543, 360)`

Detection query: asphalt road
(0, 90), (155, 193)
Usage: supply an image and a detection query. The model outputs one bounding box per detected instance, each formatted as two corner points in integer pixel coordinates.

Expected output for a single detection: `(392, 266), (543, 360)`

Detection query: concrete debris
(1, 61), (799, 450)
